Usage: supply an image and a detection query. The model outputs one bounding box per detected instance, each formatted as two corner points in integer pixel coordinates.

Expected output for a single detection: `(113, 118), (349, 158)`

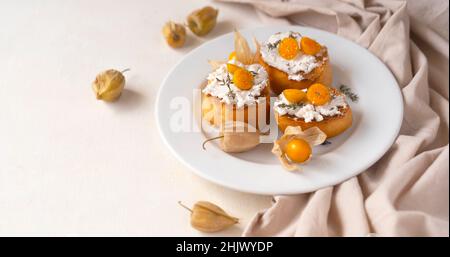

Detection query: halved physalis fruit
(283, 89), (306, 104)
(300, 37), (321, 55)
(227, 63), (240, 74)
(278, 37), (300, 60)
(233, 68), (254, 90)
(306, 83), (331, 105)
(228, 51), (236, 61)
(285, 138), (312, 163)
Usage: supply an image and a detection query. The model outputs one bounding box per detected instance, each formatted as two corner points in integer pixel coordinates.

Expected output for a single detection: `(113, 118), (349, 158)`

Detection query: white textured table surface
(0, 0), (272, 236)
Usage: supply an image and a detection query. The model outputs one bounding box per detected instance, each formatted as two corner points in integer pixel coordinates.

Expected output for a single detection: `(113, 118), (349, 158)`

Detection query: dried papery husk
(251, 37), (261, 64)
(201, 89), (270, 153)
(284, 126), (327, 146)
(208, 60), (226, 70)
(179, 201), (239, 233)
(203, 122), (261, 153)
(208, 33), (262, 70)
(220, 122), (261, 153)
(219, 131), (260, 153)
(272, 126), (327, 171)
(234, 30), (254, 65)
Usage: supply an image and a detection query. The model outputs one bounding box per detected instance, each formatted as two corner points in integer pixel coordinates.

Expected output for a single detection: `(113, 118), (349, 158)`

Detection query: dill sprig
(339, 85), (359, 102)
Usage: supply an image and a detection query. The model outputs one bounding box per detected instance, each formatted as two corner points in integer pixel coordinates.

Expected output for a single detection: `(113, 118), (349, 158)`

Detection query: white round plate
(156, 26), (403, 195)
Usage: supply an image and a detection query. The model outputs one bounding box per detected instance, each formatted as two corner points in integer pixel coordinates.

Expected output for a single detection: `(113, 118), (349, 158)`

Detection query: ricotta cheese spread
(260, 31), (326, 81)
(202, 60), (269, 109)
(274, 92), (348, 123)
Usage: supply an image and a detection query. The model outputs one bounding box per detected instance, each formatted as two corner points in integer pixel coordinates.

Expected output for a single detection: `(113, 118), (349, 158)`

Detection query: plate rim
(155, 25), (404, 195)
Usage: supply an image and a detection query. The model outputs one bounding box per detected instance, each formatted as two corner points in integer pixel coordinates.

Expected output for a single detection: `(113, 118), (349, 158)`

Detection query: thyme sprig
(277, 102), (305, 109)
(339, 85), (359, 102)
(267, 40), (280, 50)
(216, 73), (235, 100)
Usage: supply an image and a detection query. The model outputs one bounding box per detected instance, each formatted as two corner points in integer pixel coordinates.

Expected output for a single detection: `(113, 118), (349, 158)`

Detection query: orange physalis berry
(228, 51), (236, 61)
(285, 138), (312, 163)
(300, 37), (321, 55)
(227, 63), (240, 74)
(278, 37), (300, 60)
(233, 68), (254, 90)
(306, 83), (331, 106)
(283, 89), (306, 104)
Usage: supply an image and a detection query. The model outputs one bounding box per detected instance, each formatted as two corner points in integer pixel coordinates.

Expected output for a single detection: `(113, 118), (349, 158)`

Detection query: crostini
(274, 84), (352, 138)
(201, 31), (270, 131)
(259, 31), (332, 95)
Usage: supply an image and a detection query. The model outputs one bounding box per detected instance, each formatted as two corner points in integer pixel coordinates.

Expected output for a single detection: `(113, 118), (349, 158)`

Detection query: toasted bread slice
(202, 85), (271, 131)
(275, 89), (352, 138)
(259, 50), (333, 95)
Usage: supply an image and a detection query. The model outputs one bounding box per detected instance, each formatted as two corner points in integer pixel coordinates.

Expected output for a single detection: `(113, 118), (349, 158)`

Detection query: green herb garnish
(277, 102), (305, 109)
(267, 40), (281, 50)
(216, 74), (235, 99)
(224, 74), (235, 99)
(339, 85), (359, 102)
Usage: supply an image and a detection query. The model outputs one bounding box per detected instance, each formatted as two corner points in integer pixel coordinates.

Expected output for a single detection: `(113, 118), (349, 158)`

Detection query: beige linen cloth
(216, 0), (449, 236)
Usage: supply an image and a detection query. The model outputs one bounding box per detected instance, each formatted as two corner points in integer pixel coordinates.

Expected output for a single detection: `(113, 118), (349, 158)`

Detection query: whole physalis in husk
(279, 37), (300, 60)
(272, 126), (327, 171)
(202, 122), (261, 153)
(92, 69), (129, 102)
(187, 6), (219, 37)
(179, 201), (239, 233)
(162, 21), (187, 48)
